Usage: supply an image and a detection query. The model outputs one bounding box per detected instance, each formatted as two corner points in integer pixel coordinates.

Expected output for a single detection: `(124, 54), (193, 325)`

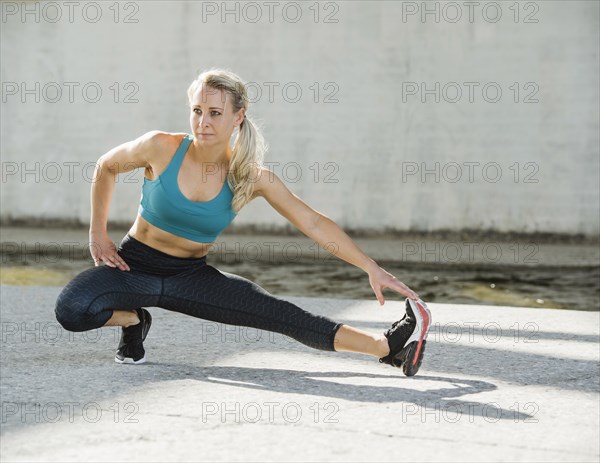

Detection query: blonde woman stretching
(55, 69), (431, 377)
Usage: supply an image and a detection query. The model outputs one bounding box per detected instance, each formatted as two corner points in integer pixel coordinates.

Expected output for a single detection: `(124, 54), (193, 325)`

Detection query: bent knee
(54, 287), (93, 332)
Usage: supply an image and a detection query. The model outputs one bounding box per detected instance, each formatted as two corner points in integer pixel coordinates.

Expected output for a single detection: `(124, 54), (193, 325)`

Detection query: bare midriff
(128, 214), (216, 258)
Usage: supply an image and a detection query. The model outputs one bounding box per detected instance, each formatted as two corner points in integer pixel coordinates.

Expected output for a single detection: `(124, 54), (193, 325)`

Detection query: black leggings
(54, 234), (343, 351)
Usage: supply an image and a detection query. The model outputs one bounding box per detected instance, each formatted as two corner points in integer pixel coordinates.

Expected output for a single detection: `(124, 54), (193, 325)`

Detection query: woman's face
(189, 84), (244, 147)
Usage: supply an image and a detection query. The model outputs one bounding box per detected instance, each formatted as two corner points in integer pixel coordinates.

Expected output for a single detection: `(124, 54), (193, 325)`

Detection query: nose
(198, 113), (211, 127)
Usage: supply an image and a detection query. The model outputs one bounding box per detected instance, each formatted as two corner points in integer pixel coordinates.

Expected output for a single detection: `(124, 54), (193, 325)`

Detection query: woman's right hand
(89, 231), (130, 271)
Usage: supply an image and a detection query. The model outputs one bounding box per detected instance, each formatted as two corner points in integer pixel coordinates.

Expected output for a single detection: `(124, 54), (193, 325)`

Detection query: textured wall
(1, 1), (598, 236)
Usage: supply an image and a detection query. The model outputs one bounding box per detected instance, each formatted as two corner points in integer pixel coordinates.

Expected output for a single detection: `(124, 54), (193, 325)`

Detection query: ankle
(123, 311), (141, 328)
(377, 335), (390, 357)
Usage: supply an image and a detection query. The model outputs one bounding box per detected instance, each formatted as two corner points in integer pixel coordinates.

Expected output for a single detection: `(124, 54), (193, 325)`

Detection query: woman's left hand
(368, 265), (420, 306)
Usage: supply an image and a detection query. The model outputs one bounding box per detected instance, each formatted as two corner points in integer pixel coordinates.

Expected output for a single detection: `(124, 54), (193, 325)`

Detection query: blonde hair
(187, 68), (267, 214)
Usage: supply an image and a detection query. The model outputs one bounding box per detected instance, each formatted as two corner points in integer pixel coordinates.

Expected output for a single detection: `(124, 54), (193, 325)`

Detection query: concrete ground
(1, 284), (599, 462)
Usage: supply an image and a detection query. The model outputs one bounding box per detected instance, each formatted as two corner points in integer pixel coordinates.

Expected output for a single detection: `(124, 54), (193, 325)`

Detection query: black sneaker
(379, 298), (432, 376)
(115, 308), (152, 364)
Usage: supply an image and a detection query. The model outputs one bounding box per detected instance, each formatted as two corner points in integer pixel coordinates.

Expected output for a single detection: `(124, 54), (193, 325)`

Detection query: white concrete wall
(1, 1), (598, 236)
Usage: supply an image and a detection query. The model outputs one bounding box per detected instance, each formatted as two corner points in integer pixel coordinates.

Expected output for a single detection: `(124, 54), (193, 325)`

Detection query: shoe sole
(392, 299), (431, 375)
(115, 355), (146, 365)
(402, 340), (427, 376)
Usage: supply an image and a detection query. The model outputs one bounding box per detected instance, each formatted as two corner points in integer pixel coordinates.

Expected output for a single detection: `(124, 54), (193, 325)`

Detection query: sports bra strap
(161, 134), (193, 183)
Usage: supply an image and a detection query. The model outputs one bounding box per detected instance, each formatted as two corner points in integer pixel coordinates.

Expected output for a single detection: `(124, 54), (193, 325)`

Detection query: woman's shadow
(156, 364), (533, 422)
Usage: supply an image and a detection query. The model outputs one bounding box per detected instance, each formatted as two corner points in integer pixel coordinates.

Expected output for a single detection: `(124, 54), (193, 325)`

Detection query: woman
(54, 69), (431, 377)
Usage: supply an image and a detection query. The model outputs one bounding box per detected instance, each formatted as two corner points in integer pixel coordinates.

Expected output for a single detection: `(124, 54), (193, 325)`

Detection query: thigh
(160, 265), (273, 322)
(160, 264), (339, 343)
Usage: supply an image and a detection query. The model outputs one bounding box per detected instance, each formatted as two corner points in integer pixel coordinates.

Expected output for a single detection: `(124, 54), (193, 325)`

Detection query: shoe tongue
(122, 324), (143, 343)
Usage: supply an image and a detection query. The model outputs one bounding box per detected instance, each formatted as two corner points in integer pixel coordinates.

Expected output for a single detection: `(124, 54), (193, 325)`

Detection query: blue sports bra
(138, 134), (237, 243)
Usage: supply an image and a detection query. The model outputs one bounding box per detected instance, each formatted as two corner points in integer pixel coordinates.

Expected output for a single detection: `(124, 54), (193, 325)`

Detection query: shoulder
(135, 131), (188, 161)
(249, 166), (269, 198)
(249, 166), (286, 200)
(136, 130), (186, 150)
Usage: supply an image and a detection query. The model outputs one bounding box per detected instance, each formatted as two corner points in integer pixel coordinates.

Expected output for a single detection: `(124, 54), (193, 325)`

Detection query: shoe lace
(388, 312), (412, 332)
(385, 314), (416, 352)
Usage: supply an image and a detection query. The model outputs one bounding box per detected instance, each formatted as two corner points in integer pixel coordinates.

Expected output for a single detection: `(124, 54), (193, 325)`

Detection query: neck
(189, 140), (233, 166)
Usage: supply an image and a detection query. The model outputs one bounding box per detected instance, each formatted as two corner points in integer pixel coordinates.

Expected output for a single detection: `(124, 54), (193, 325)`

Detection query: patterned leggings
(54, 234), (343, 351)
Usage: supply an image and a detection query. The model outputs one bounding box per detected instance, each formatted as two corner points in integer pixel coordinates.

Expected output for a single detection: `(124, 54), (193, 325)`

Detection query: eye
(192, 108), (221, 116)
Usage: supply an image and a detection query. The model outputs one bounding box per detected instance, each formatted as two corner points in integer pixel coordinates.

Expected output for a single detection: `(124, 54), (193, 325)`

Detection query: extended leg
(160, 264), (345, 351)
(333, 325), (390, 358)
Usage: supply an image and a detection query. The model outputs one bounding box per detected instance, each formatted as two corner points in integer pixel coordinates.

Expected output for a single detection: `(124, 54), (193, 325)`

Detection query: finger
(406, 286), (420, 299)
(396, 280), (417, 297)
(374, 286), (384, 306)
(117, 258), (130, 271)
(394, 281), (419, 300)
(115, 256), (130, 271)
(118, 257), (130, 271)
(108, 255), (124, 269)
(403, 287), (419, 300)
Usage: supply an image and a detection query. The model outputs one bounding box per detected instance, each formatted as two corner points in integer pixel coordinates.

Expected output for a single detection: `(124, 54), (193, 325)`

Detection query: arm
(252, 168), (420, 304)
(89, 130), (167, 270)
(306, 214), (379, 274)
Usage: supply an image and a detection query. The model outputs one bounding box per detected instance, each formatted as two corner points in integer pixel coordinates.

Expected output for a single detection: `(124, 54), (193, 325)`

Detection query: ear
(235, 110), (246, 127)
